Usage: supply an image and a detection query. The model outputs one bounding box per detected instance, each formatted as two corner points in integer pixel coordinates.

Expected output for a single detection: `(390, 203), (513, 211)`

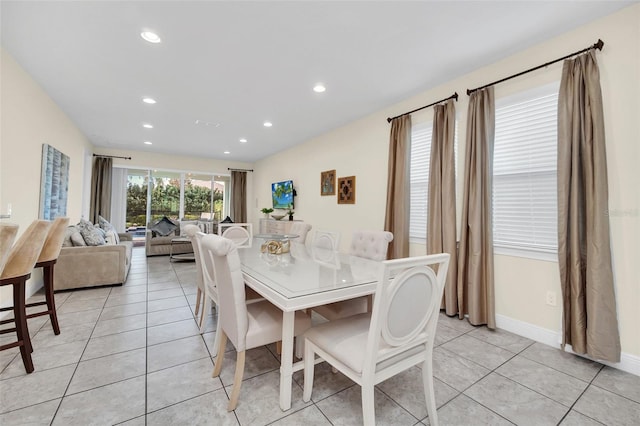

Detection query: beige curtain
(558, 51), (620, 362)
(457, 87), (495, 328)
(384, 115), (411, 259)
(428, 100), (458, 315)
(231, 171), (247, 223)
(89, 156), (112, 223)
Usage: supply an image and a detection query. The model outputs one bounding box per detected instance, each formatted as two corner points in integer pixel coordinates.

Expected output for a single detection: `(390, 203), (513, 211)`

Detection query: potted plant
(287, 209), (294, 221)
(261, 207), (274, 218)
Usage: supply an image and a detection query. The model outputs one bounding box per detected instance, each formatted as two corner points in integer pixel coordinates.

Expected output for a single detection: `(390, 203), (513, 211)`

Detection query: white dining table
(237, 239), (383, 410)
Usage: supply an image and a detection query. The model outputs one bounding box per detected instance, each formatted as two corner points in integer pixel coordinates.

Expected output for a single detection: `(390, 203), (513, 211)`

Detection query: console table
(259, 218), (301, 235)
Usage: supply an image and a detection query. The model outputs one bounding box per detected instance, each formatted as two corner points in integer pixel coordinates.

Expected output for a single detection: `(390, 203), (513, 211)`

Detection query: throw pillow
(104, 229), (117, 245)
(70, 229), (87, 246)
(150, 216), (177, 237)
(80, 224), (106, 246)
(180, 220), (199, 236)
(98, 215), (116, 233)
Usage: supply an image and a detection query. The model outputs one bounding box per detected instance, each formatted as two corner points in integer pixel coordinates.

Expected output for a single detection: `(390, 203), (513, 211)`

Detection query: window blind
(409, 123), (432, 242)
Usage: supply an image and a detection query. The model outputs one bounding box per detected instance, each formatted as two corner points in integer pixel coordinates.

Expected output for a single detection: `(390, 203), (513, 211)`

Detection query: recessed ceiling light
(223, 151), (230, 155)
(142, 97), (156, 104)
(144, 141), (152, 145)
(263, 121), (273, 127)
(141, 31), (161, 44)
(313, 83), (326, 93)
(239, 138), (247, 143)
(142, 123), (153, 129)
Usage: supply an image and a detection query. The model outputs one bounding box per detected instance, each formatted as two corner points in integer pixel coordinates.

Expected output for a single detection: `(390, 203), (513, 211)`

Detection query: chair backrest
(37, 217), (70, 263)
(363, 254), (449, 375)
(0, 220), (51, 281)
(349, 230), (393, 261)
(312, 230), (340, 251)
(183, 224), (205, 292)
(218, 223), (253, 248)
(289, 222), (312, 243)
(201, 234), (248, 351)
(0, 224), (19, 275)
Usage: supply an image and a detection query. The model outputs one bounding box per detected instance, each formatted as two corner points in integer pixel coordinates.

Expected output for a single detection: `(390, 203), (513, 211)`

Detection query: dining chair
(218, 223), (253, 248)
(183, 224), (207, 330)
(311, 230), (340, 250)
(27, 217), (69, 334)
(0, 220), (52, 373)
(202, 233), (311, 411)
(303, 253), (450, 426)
(312, 230), (393, 321)
(289, 222), (312, 244)
(0, 223), (19, 275)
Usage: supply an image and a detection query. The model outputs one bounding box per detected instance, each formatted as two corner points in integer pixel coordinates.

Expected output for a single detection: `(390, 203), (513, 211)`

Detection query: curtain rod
(93, 154), (131, 160)
(227, 168), (254, 172)
(386, 92), (458, 123)
(467, 39), (604, 95)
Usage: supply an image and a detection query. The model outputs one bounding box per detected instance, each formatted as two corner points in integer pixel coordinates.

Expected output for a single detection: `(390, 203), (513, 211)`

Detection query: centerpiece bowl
(271, 214), (286, 220)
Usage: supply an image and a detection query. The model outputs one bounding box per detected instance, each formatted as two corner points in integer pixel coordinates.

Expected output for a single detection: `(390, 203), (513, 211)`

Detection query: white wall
(253, 5), (640, 369)
(0, 48), (94, 304)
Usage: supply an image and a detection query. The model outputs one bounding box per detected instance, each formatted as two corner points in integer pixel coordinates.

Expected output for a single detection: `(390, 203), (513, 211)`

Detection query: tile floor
(1, 247), (639, 425)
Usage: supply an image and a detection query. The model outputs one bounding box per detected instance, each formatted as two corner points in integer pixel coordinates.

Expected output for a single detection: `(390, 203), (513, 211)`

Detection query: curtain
(231, 171), (247, 223)
(457, 87), (495, 328)
(384, 115), (411, 259)
(557, 51), (620, 362)
(110, 167), (127, 232)
(89, 156), (112, 224)
(428, 99), (458, 315)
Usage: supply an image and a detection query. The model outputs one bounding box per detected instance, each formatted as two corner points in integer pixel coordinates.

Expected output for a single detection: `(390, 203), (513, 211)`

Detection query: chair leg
(361, 383), (376, 426)
(422, 355), (438, 426)
(211, 305), (222, 357)
(13, 280), (34, 373)
(194, 288), (202, 316)
(276, 340), (282, 355)
(227, 350), (245, 411)
(199, 297), (210, 333)
(212, 331), (227, 378)
(302, 340), (314, 402)
(43, 264), (60, 335)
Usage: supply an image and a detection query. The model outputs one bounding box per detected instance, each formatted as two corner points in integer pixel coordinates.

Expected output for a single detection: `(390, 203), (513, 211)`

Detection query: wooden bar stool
(26, 217), (69, 334)
(0, 224), (19, 274)
(0, 220), (51, 373)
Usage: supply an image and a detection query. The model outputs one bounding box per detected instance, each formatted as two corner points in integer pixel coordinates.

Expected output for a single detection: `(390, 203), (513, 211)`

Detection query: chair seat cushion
(304, 313), (372, 373)
(312, 297), (368, 321)
(245, 301), (310, 349)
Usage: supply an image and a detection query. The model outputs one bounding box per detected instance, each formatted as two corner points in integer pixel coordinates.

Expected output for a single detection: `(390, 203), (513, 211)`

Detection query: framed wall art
(39, 144), (70, 220)
(320, 169), (336, 196)
(337, 175), (356, 204)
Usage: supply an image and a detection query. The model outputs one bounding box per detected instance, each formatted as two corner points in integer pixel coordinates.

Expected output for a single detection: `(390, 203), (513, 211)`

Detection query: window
(493, 83), (559, 258)
(409, 123), (433, 243)
(409, 122), (457, 244)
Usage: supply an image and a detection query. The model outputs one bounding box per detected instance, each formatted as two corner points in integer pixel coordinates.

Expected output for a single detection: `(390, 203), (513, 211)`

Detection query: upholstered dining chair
(203, 234), (311, 411)
(27, 217), (69, 334)
(183, 224), (207, 330)
(312, 230), (393, 321)
(289, 222), (312, 244)
(0, 223), (19, 275)
(218, 223), (253, 248)
(0, 220), (52, 373)
(303, 253), (450, 426)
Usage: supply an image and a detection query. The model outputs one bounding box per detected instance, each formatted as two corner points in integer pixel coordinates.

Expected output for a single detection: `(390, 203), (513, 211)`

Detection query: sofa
(54, 233), (133, 291)
(145, 218), (217, 257)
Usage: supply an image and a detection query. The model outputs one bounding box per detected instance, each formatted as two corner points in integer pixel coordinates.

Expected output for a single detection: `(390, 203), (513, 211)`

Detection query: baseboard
(495, 314), (640, 377)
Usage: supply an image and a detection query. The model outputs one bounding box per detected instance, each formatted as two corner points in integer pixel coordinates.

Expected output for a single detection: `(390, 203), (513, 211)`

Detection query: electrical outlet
(546, 291), (557, 306)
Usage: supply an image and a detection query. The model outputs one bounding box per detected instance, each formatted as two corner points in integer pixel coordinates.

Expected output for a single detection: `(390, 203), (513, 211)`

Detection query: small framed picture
(337, 176), (356, 204)
(320, 170), (336, 196)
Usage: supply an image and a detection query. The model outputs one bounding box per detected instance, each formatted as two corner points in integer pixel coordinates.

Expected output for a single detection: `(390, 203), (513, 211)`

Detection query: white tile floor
(1, 246), (639, 425)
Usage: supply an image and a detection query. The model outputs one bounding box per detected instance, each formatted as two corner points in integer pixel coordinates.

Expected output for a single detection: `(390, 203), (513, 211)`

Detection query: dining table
(237, 237), (383, 410)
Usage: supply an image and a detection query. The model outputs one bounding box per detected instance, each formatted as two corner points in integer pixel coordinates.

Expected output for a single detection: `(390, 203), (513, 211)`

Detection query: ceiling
(1, 1), (634, 163)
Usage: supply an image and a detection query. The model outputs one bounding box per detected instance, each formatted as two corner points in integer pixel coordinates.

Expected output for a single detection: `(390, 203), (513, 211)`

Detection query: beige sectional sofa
(54, 233), (133, 291)
(145, 219), (217, 256)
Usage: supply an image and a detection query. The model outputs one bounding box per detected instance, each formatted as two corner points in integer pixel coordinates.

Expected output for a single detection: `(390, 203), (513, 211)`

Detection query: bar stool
(0, 223), (19, 274)
(27, 217), (69, 334)
(0, 220), (51, 373)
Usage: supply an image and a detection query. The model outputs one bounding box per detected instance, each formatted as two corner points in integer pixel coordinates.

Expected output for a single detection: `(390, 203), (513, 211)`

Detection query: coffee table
(169, 237), (195, 261)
